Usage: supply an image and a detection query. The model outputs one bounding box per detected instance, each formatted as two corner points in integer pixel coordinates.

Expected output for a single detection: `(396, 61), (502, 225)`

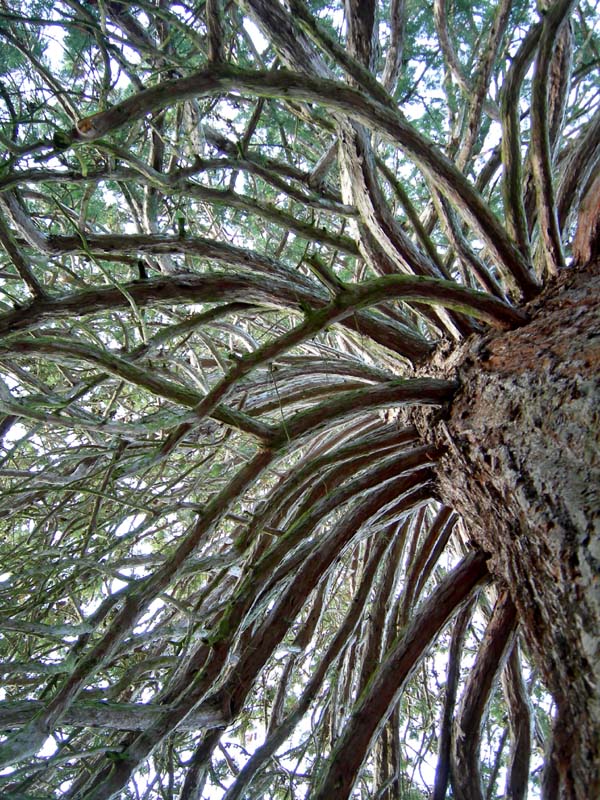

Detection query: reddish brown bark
(427, 261), (600, 800)
(573, 172), (600, 265)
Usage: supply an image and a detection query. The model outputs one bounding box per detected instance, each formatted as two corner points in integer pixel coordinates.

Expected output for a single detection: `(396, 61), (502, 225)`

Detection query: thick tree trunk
(429, 261), (599, 799)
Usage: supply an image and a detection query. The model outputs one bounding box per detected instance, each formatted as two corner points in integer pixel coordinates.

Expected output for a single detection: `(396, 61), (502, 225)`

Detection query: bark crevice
(416, 261), (599, 800)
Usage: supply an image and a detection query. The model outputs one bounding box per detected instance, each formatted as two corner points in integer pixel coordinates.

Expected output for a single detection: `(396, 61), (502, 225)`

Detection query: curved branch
(433, 0), (500, 123)
(0, 448), (274, 770)
(433, 597), (477, 800)
(530, 0), (577, 275)
(0, 336), (275, 443)
(451, 591), (518, 800)
(312, 549), (490, 800)
(0, 697), (224, 733)
(556, 107), (600, 233)
(74, 471), (434, 800)
(0, 272), (432, 362)
(500, 23), (542, 259)
(58, 64), (538, 297)
(221, 526), (393, 800)
(151, 270), (522, 456)
(455, 0), (512, 169)
(381, 0), (406, 91)
(236, 425), (418, 551)
(0, 212), (46, 298)
(502, 640), (533, 800)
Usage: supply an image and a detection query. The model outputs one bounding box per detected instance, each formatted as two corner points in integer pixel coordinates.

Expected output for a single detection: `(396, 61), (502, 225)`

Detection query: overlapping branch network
(0, 1), (596, 798)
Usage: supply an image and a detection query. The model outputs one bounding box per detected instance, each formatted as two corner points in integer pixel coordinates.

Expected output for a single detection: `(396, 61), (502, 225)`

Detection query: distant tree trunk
(428, 261), (599, 800)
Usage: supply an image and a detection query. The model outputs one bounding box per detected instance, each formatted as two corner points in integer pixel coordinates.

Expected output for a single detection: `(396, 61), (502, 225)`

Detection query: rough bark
(426, 261), (600, 800)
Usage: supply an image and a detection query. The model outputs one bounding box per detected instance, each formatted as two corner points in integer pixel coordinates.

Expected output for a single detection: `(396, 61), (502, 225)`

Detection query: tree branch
(312, 549), (490, 800)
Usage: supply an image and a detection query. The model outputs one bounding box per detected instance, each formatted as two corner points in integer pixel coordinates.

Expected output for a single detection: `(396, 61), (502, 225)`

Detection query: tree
(0, 0), (597, 798)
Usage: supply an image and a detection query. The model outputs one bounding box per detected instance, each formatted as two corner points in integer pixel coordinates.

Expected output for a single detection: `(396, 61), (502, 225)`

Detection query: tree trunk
(428, 261), (599, 799)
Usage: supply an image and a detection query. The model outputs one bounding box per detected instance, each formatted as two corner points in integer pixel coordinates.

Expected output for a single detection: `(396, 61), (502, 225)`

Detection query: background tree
(0, 1), (598, 799)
